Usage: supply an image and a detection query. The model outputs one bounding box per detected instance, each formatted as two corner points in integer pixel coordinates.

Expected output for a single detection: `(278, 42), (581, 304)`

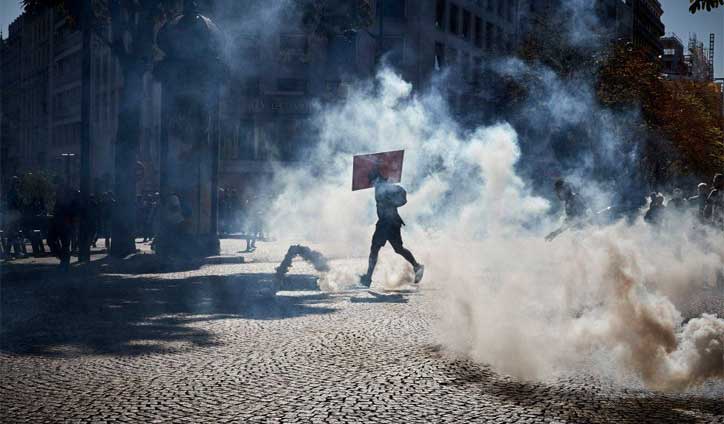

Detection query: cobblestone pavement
(1, 240), (723, 423)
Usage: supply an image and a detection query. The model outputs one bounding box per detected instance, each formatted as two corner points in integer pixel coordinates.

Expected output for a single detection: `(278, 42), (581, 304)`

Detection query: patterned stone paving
(1, 240), (722, 423)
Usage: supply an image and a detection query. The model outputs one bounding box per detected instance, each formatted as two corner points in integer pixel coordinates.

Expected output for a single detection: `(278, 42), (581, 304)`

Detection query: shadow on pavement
(0, 270), (336, 358)
(435, 355), (723, 424)
(349, 293), (409, 304)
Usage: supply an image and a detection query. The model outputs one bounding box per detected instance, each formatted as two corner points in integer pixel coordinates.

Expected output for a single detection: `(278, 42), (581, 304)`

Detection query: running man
(545, 178), (588, 242)
(360, 170), (424, 287)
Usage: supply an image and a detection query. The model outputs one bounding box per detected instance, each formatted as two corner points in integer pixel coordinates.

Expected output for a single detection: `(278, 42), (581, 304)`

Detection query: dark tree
(689, 0), (723, 13)
(24, 0), (179, 258)
(23, 0), (372, 258)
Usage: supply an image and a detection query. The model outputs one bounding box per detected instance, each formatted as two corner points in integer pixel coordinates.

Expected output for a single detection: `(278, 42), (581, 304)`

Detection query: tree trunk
(110, 64), (143, 258)
(78, 1), (92, 262)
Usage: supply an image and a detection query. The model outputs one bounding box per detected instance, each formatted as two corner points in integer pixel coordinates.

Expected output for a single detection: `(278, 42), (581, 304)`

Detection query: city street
(1, 240), (723, 423)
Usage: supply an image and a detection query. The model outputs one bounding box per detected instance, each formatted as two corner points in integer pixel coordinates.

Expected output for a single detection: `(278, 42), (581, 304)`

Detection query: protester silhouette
(360, 169), (424, 287)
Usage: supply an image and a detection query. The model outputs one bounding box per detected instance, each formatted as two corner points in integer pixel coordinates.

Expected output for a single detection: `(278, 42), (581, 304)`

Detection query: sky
(660, 0), (724, 79)
(0, 0), (23, 38)
(0, 0), (721, 77)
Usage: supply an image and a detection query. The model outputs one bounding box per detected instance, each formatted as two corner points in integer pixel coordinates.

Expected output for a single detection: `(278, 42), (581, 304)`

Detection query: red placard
(352, 150), (404, 191)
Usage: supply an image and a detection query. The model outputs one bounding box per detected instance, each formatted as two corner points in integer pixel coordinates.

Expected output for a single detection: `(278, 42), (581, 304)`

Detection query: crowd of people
(3, 169), (720, 270)
(218, 188), (266, 252)
(0, 175), (120, 269)
(0, 175), (268, 267)
(642, 173), (724, 228)
(549, 173), (724, 237)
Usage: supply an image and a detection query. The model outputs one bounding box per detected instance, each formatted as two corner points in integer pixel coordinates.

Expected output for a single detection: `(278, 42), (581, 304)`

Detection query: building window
(449, 3), (459, 35)
(486, 0), (494, 13)
(473, 56), (482, 84)
(497, 0), (504, 17)
(462, 9), (471, 39)
(474, 16), (482, 48)
(434, 42), (445, 68)
(277, 78), (307, 93)
(279, 34), (308, 64)
(381, 0), (405, 20)
(663, 48), (675, 56)
(435, 0), (446, 29)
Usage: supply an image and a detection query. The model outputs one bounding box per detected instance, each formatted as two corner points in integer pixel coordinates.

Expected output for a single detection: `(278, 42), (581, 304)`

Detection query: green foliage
(689, 0), (724, 13)
(16, 172), (57, 213)
(598, 43), (724, 180)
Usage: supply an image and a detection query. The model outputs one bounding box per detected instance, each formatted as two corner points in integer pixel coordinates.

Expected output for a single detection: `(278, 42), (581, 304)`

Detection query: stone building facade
(2, 1), (520, 196)
(214, 0), (520, 196)
(0, 8), (160, 193)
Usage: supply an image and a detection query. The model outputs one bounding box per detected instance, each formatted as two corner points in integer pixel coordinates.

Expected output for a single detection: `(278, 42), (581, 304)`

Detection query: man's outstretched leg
(391, 241), (424, 284)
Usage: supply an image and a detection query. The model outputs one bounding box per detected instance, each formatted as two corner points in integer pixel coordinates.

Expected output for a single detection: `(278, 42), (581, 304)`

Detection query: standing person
(4, 176), (25, 258)
(360, 170), (424, 287)
(69, 190), (81, 254)
(668, 188), (687, 210)
(644, 192), (666, 225)
(218, 188), (227, 235)
(47, 184), (75, 271)
(99, 192), (114, 251)
(88, 194), (100, 248)
(704, 174), (724, 291)
(688, 182), (709, 220)
(706, 173), (723, 230)
(242, 196), (255, 252)
(545, 179), (588, 242)
(135, 195), (146, 241)
(246, 196), (260, 252)
(141, 193), (154, 243)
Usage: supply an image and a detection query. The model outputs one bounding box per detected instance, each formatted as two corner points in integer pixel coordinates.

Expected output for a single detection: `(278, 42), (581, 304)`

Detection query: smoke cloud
(209, 0), (723, 394)
(262, 64), (724, 392)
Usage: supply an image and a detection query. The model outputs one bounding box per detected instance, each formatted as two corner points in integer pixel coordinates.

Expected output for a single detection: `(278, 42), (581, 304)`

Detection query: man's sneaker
(359, 274), (372, 287)
(413, 264), (425, 284)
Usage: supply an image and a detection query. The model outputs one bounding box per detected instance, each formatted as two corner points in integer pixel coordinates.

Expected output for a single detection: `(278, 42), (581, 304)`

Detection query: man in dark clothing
(4, 177), (26, 257)
(47, 185), (76, 270)
(360, 171), (424, 287)
(89, 194), (102, 248)
(69, 190), (81, 254)
(706, 173), (723, 230)
(705, 174), (724, 290)
(98, 192), (114, 250)
(644, 192), (665, 225)
(545, 179), (588, 242)
(688, 182), (709, 220)
(668, 188), (687, 210)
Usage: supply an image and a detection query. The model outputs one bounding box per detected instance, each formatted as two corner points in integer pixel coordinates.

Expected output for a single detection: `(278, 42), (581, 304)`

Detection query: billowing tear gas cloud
(263, 64), (724, 392)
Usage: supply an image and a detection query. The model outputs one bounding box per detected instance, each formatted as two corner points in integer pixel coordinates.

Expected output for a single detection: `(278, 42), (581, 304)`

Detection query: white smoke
(204, 0), (724, 394)
(264, 66), (724, 392)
